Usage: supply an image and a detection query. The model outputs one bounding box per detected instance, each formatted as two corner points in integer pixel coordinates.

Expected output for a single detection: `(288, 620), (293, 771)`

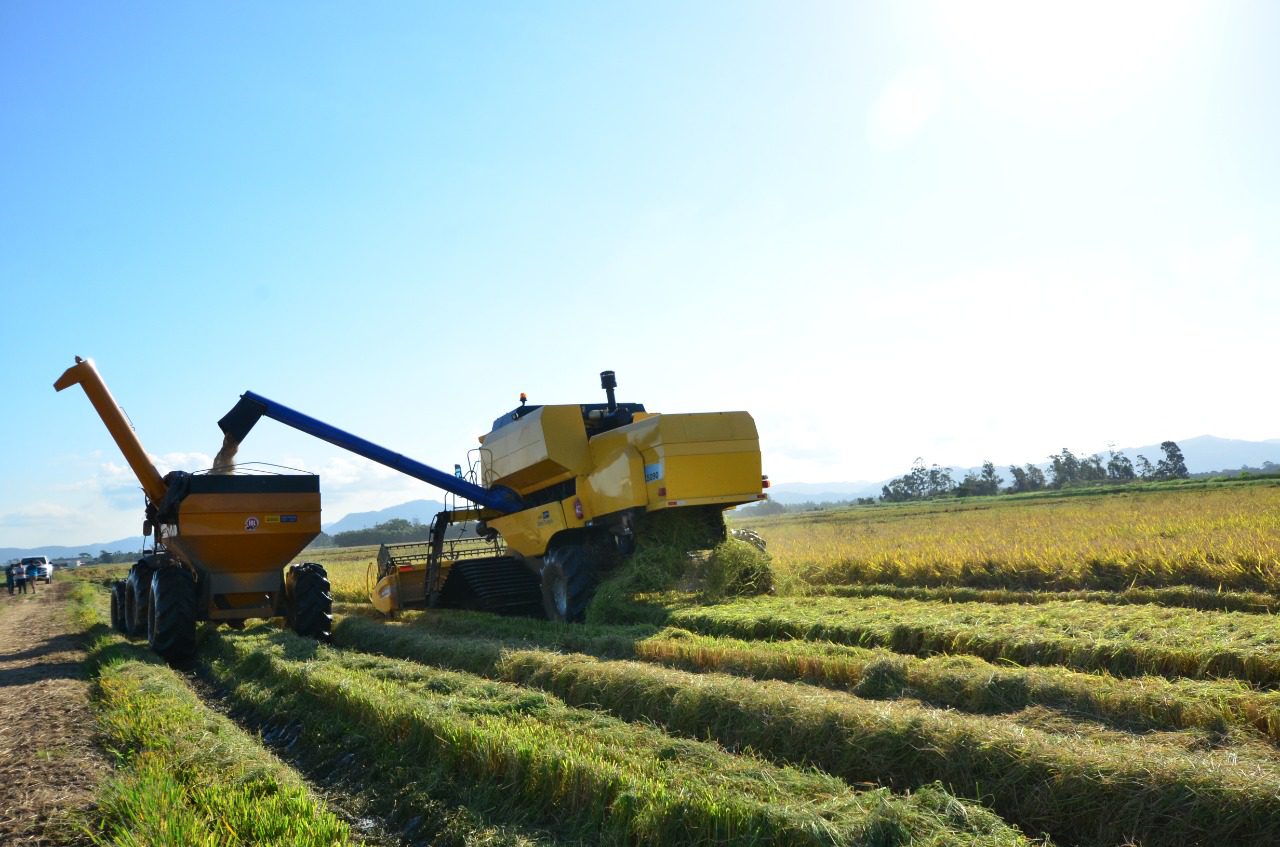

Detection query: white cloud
(868, 67), (941, 150)
(0, 502), (81, 528)
(153, 451), (215, 474)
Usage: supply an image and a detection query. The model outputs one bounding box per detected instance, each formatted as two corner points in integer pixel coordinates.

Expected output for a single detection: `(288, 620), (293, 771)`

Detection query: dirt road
(0, 581), (107, 845)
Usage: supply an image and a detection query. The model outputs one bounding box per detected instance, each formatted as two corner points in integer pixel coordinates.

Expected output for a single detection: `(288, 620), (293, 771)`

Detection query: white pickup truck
(20, 556), (53, 583)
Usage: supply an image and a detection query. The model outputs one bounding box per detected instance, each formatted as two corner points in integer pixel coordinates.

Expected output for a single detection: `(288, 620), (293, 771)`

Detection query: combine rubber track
(441, 556), (543, 616)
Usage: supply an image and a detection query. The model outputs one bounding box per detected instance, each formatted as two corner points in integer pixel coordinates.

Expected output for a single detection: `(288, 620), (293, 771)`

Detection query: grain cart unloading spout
(54, 357), (168, 503)
(218, 391), (524, 513)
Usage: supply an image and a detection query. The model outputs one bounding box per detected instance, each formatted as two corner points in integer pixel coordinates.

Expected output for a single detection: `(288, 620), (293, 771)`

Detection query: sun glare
(932, 0), (1206, 124)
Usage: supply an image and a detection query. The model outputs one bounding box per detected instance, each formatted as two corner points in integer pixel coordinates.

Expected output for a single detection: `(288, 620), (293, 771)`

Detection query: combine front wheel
(540, 545), (595, 623)
(147, 566), (197, 662)
(287, 562), (333, 642)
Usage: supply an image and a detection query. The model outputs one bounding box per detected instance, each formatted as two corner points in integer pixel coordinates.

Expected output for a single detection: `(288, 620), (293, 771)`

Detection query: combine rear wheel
(109, 581), (128, 633)
(540, 545), (595, 623)
(147, 566), (197, 662)
(287, 562), (332, 642)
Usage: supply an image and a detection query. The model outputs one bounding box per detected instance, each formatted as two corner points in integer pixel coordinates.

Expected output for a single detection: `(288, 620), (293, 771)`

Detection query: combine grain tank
(55, 357), (332, 661)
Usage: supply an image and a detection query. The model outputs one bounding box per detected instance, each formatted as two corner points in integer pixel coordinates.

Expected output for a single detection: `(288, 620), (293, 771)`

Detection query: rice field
(741, 481), (1280, 593)
(71, 479), (1280, 845)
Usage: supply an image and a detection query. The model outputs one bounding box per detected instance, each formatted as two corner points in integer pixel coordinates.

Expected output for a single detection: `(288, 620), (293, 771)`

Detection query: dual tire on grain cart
(147, 566), (197, 662)
(286, 562), (333, 641)
(125, 557), (157, 637)
(109, 581), (128, 633)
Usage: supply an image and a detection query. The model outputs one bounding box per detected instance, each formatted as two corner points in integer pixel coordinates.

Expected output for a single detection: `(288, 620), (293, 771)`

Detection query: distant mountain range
(7, 435), (1277, 560)
(321, 499), (447, 534)
(0, 536), (147, 563)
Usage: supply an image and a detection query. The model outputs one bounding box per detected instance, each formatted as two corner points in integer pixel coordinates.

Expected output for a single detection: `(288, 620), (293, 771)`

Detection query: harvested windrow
(334, 615), (1280, 847)
(667, 594), (1280, 684)
(211, 625), (1035, 847)
(366, 610), (1280, 742)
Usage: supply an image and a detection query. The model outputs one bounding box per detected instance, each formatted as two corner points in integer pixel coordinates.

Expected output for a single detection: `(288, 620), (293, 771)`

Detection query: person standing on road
(13, 563), (27, 595)
(5, 562), (15, 595)
(25, 561), (39, 594)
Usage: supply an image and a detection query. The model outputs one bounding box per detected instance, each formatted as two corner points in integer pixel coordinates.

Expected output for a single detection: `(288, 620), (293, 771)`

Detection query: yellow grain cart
(55, 357), (331, 661)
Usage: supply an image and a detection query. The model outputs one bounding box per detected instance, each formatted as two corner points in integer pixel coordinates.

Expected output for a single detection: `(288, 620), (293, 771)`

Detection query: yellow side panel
(637, 412), (762, 508)
(580, 432), (646, 519)
(480, 405), (590, 494)
(168, 491), (321, 578)
(488, 499), (580, 558)
(370, 572), (398, 614)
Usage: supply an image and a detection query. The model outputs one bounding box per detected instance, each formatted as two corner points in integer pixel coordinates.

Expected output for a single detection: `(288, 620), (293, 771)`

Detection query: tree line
(879, 441), (1188, 502)
(328, 517), (433, 548)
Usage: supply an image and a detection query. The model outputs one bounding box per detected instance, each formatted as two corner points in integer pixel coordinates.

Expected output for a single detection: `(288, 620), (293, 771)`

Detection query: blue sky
(2, 2), (1277, 547)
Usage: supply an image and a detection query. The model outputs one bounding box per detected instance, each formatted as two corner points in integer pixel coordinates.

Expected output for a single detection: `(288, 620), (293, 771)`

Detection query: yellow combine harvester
(55, 358), (332, 661)
(220, 371), (767, 621)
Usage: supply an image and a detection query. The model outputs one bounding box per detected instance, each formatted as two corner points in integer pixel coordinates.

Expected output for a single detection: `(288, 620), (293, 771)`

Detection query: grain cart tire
(126, 560), (156, 637)
(147, 566), (197, 662)
(541, 544), (594, 623)
(109, 581), (128, 633)
(287, 562), (332, 642)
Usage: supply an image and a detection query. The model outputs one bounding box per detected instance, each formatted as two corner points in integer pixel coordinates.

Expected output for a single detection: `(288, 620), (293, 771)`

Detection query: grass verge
(68, 582), (357, 847)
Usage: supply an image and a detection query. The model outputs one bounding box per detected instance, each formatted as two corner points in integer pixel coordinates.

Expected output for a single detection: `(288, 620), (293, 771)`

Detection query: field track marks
(195, 641), (558, 847)
(0, 582), (108, 846)
(183, 669), (407, 847)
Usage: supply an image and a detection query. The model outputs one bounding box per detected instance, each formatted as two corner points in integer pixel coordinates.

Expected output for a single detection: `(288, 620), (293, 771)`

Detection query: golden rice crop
(743, 483), (1280, 592)
(293, 545), (377, 603)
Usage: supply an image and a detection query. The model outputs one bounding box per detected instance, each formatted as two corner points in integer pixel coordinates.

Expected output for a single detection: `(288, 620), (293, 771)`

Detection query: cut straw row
(209, 625), (1035, 847)
(334, 614), (1280, 847)
(383, 609), (1280, 742)
(667, 595), (1280, 684)
(69, 583), (357, 846)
